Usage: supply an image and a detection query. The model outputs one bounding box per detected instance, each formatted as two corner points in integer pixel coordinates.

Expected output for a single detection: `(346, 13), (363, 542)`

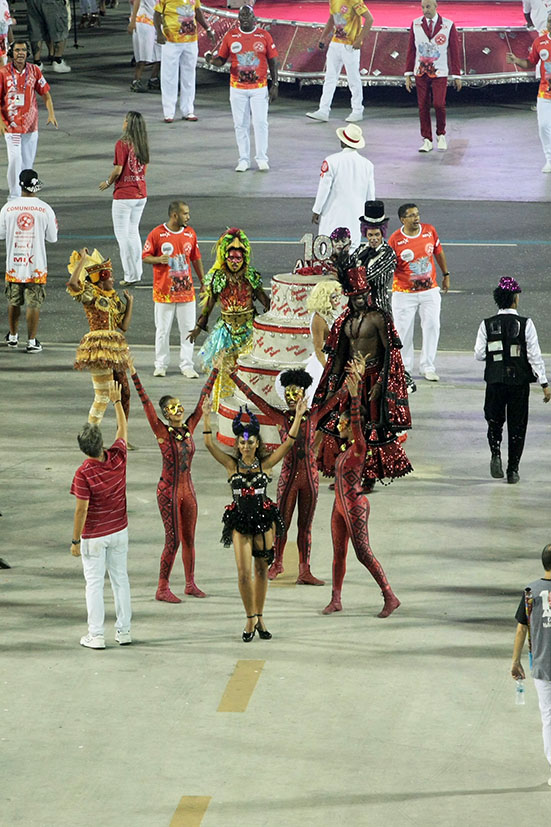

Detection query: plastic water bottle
(515, 680), (526, 705)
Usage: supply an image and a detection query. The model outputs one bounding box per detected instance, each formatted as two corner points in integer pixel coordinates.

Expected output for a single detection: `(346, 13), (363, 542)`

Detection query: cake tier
(269, 272), (326, 322)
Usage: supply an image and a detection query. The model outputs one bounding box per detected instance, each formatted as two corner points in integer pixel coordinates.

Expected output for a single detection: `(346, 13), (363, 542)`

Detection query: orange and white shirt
(0, 62), (50, 134)
(136, 0), (156, 25)
(143, 223), (201, 303)
(154, 0), (200, 43)
(218, 26), (278, 89)
(0, 196), (58, 284)
(0, 0), (13, 62)
(388, 224), (441, 293)
(330, 0), (368, 46)
(528, 30), (551, 100)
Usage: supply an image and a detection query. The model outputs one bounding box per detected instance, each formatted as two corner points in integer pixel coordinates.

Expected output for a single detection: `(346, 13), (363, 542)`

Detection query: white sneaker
(437, 134), (447, 151)
(115, 630), (132, 645)
(80, 634), (105, 649)
(153, 367), (166, 377)
(542, 161), (551, 173)
(306, 110), (329, 122)
(257, 160), (270, 171)
(181, 368), (199, 379)
(345, 111), (364, 123)
(52, 59), (71, 73)
(419, 139), (433, 153)
(235, 160), (249, 172)
(424, 371), (440, 382)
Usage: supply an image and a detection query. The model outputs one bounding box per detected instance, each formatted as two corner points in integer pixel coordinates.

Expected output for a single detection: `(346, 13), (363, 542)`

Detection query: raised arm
(231, 371), (286, 427)
(110, 380), (128, 443)
(186, 368), (219, 433)
(130, 366), (167, 439)
(67, 248), (89, 291)
(119, 290), (134, 332)
(263, 397), (308, 470)
(202, 397), (235, 472)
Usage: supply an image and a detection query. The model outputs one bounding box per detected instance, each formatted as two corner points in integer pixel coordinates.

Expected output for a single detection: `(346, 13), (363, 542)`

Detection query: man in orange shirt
(154, 0), (215, 122)
(142, 200), (204, 378)
(205, 4), (278, 172)
(388, 203), (450, 383)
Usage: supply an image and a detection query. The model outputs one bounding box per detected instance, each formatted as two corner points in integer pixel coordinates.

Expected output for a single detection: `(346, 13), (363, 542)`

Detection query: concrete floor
(2, 8), (551, 827)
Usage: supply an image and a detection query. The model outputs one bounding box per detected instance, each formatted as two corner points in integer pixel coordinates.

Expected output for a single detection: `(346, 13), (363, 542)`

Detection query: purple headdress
(232, 405), (260, 440)
(498, 276), (521, 294)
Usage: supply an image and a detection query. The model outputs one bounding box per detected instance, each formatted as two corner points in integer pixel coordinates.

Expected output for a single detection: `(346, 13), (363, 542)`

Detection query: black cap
(359, 200), (387, 224)
(19, 169), (43, 193)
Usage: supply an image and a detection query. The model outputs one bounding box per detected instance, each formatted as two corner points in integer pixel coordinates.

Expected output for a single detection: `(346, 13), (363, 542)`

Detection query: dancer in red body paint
(323, 364), (400, 618)
(130, 356), (218, 602)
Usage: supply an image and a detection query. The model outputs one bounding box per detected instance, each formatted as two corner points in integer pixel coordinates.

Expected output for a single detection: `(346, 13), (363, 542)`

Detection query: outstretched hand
(202, 396), (212, 418)
(295, 397), (308, 419)
(109, 379), (122, 403)
(346, 372), (359, 398)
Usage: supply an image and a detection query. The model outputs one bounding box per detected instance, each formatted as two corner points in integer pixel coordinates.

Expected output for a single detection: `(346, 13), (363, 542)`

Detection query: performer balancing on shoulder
(130, 356), (219, 602)
(323, 363), (400, 618)
(202, 397), (307, 641)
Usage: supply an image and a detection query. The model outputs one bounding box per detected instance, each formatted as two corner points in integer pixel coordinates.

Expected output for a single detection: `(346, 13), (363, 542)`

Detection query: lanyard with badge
(10, 64), (28, 107)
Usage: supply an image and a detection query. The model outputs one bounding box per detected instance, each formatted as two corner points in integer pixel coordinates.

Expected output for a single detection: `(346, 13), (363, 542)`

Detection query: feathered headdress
(232, 406), (260, 440)
(67, 249), (112, 284)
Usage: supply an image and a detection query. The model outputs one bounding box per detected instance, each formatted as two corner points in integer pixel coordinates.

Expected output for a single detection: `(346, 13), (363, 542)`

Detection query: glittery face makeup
(337, 414), (351, 434)
(165, 399), (184, 416)
(226, 249), (244, 272)
(284, 386), (304, 406)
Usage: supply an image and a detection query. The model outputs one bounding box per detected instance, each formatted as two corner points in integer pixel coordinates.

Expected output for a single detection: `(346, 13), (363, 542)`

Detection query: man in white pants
(388, 203), (450, 383)
(0, 41), (58, 197)
(154, 0), (215, 122)
(524, 0), (551, 32)
(312, 123), (375, 250)
(142, 200), (204, 377)
(71, 380), (132, 650)
(307, 0), (373, 123)
(511, 543), (551, 787)
(507, 11), (551, 173)
(205, 4), (278, 172)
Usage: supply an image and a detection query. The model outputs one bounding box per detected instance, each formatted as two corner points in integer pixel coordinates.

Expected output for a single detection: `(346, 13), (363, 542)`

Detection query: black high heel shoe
(255, 614), (272, 640)
(242, 615), (257, 642)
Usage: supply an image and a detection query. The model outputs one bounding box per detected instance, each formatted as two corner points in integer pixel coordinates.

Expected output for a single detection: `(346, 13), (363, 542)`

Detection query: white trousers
(229, 86), (269, 164)
(154, 300), (196, 370)
(318, 41), (364, 117)
(537, 97), (551, 163)
(160, 40), (198, 119)
(391, 287), (441, 374)
(534, 678), (551, 766)
(111, 197), (147, 283)
(81, 527), (131, 637)
(4, 132), (39, 197)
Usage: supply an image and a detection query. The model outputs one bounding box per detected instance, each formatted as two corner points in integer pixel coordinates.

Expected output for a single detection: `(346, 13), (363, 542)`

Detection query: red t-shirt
(388, 224), (442, 293)
(113, 139), (147, 200)
(218, 26), (278, 89)
(70, 438), (128, 539)
(143, 223), (201, 303)
(528, 31), (551, 101)
(0, 63), (50, 134)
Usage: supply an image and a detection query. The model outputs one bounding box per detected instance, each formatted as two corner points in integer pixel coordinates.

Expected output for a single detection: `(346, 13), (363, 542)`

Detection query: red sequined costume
(324, 394), (400, 617)
(131, 368), (218, 602)
(232, 372), (343, 584)
(314, 305), (412, 485)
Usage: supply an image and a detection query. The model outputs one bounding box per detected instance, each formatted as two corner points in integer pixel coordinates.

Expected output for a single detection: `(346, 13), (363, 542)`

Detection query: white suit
(312, 147), (375, 249)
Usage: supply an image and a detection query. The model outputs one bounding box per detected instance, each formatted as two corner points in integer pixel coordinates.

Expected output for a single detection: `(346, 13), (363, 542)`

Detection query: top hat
(359, 200), (387, 224)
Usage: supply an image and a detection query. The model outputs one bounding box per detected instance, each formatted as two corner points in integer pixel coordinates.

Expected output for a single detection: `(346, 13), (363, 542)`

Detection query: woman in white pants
(99, 111), (149, 285)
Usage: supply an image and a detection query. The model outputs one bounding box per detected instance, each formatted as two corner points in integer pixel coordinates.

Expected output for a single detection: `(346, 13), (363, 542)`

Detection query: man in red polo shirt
(71, 380), (132, 650)
(0, 40), (58, 197)
(142, 199), (204, 378)
(205, 4), (278, 172)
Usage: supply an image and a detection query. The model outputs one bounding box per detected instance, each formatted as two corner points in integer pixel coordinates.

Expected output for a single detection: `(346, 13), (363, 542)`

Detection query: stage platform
(200, 1), (538, 86)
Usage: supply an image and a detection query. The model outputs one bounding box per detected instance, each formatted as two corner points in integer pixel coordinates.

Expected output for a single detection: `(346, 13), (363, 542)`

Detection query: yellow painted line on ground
(217, 660), (265, 713)
(170, 796), (211, 826)
(269, 541), (299, 588)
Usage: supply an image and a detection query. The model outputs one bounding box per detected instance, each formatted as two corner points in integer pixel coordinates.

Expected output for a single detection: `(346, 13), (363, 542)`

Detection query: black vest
(484, 313), (536, 385)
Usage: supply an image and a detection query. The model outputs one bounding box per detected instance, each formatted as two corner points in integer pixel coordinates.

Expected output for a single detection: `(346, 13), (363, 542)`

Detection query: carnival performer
(129, 355), (218, 602)
(98, 111), (149, 286)
(305, 279), (342, 399)
(202, 396), (308, 641)
(313, 253), (412, 487)
(187, 227), (270, 410)
(323, 367), (400, 617)
(231, 367), (345, 584)
(67, 248), (133, 425)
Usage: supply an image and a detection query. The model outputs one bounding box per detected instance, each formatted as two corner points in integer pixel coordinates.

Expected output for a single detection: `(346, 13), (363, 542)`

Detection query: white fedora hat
(336, 123), (365, 150)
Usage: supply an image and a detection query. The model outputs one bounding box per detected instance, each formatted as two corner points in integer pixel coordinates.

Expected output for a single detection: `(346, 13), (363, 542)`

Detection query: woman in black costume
(202, 397), (307, 641)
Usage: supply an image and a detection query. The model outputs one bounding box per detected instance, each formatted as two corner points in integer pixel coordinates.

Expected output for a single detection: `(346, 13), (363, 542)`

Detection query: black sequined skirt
(221, 498), (285, 548)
